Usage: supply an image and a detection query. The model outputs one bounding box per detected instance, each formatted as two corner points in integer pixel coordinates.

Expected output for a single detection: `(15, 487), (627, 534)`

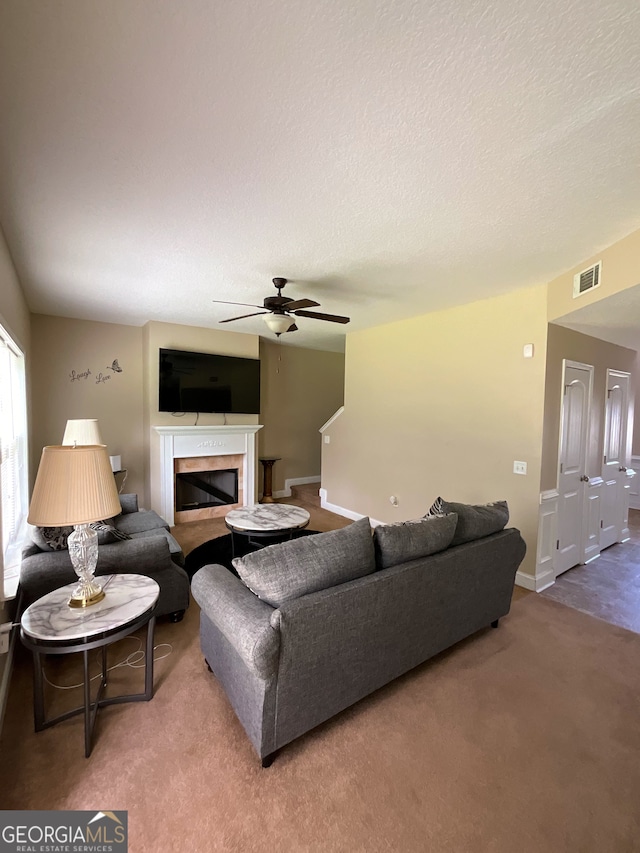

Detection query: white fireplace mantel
(153, 425), (263, 525)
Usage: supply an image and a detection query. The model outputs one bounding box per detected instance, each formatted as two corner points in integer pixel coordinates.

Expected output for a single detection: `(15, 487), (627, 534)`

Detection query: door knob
(580, 474), (590, 482)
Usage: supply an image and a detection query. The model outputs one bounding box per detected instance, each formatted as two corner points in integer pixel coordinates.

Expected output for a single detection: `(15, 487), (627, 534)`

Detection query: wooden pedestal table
(259, 457), (281, 503)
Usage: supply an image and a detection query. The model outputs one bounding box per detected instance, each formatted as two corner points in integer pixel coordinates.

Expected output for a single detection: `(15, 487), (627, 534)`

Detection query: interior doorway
(556, 360), (593, 576)
(600, 369), (632, 549)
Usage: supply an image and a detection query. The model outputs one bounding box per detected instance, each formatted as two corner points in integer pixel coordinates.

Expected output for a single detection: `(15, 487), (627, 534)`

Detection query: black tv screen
(159, 348), (260, 414)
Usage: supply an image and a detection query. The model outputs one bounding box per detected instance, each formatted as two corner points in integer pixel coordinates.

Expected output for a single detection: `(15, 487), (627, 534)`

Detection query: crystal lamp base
(67, 523), (105, 608)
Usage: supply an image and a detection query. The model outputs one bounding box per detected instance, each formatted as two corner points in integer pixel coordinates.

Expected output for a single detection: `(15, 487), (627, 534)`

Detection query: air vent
(573, 261), (601, 298)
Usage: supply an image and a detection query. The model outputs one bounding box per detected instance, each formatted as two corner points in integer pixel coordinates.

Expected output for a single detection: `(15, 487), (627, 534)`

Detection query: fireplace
(153, 425), (262, 526)
(176, 469), (238, 511)
(173, 452), (244, 523)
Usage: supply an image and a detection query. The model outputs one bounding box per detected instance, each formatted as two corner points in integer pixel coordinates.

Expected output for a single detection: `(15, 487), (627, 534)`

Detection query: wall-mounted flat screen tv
(159, 348), (260, 414)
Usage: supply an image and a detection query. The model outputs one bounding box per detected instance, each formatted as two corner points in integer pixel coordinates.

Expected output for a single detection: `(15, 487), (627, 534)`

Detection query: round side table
(20, 574), (159, 758)
(225, 504), (310, 557)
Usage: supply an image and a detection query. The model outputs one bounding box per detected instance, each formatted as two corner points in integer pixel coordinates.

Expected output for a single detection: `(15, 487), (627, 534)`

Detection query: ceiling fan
(213, 277), (350, 336)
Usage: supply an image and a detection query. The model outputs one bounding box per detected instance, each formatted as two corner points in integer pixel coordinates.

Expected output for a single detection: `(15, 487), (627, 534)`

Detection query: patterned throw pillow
(29, 525), (74, 551)
(426, 498), (509, 546)
(89, 521), (132, 544)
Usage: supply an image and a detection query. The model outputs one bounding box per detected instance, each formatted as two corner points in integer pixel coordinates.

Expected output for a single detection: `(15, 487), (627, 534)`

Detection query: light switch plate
(513, 461), (527, 475)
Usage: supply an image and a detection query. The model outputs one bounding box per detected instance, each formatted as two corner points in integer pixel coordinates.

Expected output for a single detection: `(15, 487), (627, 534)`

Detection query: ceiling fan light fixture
(264, 313), (295, 335)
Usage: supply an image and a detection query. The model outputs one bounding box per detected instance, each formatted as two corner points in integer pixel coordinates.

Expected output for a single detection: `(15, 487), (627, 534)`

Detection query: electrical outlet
(513, 461), (527, 475)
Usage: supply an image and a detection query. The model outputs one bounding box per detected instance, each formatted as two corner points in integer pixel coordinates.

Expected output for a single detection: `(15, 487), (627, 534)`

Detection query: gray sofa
(20, 494), (190, 620)
(191, 510), (527, 766)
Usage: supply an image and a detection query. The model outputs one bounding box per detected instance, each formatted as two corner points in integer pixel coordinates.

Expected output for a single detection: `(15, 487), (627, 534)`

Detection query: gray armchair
(20, 495), (190, 620)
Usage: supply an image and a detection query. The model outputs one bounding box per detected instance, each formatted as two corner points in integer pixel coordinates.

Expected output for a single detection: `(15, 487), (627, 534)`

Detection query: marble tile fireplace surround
(154, 425), (262, 526)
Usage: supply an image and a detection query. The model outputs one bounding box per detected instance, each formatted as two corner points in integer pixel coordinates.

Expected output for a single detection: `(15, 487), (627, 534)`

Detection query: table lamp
(28, 445), (122, 607)
(62, 418), (104, 447)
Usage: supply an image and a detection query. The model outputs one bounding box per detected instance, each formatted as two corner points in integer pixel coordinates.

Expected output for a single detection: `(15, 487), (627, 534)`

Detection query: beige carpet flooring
(1, 591), (639, 852)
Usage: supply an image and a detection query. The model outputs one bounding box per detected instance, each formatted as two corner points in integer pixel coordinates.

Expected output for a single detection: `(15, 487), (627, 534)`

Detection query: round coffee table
(20, 574), (159, 758)
(225, 504), (311, 557)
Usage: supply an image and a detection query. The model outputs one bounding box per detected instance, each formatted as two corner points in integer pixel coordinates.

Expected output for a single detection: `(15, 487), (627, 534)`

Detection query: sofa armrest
(118, 493), (139, 514)
(191, 564), (279, 679)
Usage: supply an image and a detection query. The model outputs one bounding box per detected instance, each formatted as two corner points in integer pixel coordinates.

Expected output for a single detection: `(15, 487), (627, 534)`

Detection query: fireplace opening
(175, 468), (239, 511)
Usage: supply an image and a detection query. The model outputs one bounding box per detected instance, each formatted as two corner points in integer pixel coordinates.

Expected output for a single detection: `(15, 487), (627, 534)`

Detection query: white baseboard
(515, 567), (555, 592)
(319, 490), (384, 527)
(271, 475), (321, 500)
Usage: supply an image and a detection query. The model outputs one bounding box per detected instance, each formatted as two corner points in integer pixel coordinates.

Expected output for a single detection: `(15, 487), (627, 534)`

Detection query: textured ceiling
(0, 0), (639, 351)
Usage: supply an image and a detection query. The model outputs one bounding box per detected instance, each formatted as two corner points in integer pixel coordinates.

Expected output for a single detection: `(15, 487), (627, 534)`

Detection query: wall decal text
(69, 358), (124, 385)
(69, 369), (92, 382)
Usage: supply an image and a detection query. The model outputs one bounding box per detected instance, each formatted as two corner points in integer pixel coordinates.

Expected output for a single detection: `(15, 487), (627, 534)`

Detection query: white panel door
(556, 362), (592, 576)
(600, 369), (631, 549)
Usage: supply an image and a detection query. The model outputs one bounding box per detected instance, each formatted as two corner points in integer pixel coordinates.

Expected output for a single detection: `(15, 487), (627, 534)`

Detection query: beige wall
(29, 315), (146, 497)
(547, 226), (640, 321)
(259, 340), (345, 494)
(633, 351), (640, 455)
(0, 227), (30, 352)
(322, 286), (548, 579)
(26, 317), (342, 513)
(540, 325), (637, 491)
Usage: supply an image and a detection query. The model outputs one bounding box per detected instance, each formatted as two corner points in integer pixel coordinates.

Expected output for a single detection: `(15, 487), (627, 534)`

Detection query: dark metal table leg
(83, 649), (92, 758)
(32, 650), (45, 732)
(144, 617), (155, 699)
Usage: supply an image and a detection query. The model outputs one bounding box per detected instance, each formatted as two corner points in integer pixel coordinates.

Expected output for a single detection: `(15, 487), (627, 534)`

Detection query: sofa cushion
(427, 497), (509, 545)
(232, 516), (375, 607)
(114, 509), (169, 535)
(28, 525), (74, 552)
(373, 512), (458, 570)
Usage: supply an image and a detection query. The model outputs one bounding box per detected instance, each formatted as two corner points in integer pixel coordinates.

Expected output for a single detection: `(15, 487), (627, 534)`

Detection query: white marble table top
(21, 574), (160, 642)
(225, 504), (310, 532)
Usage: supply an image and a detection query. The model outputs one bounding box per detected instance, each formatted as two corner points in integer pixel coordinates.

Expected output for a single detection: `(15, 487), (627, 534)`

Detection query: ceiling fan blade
(212, 299), (264, 309)
(287, 323), (298, 332)
(219, 311), (268, 323)
(282, 298), (320, 311)
(293, 310), (350, 324)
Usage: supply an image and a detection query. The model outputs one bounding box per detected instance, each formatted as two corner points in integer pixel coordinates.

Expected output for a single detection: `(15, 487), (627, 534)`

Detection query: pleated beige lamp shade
(28, 445), (121, 526)
(61, 418), (104, 447)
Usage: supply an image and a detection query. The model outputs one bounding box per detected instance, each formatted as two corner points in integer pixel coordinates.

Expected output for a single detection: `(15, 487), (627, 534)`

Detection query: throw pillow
(232, 516), (376, 607)
(28, 525), (74, 552)
(89, 521), (132, 544)
(426, 497), (509, 545)
(373, 512), (458, 570)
